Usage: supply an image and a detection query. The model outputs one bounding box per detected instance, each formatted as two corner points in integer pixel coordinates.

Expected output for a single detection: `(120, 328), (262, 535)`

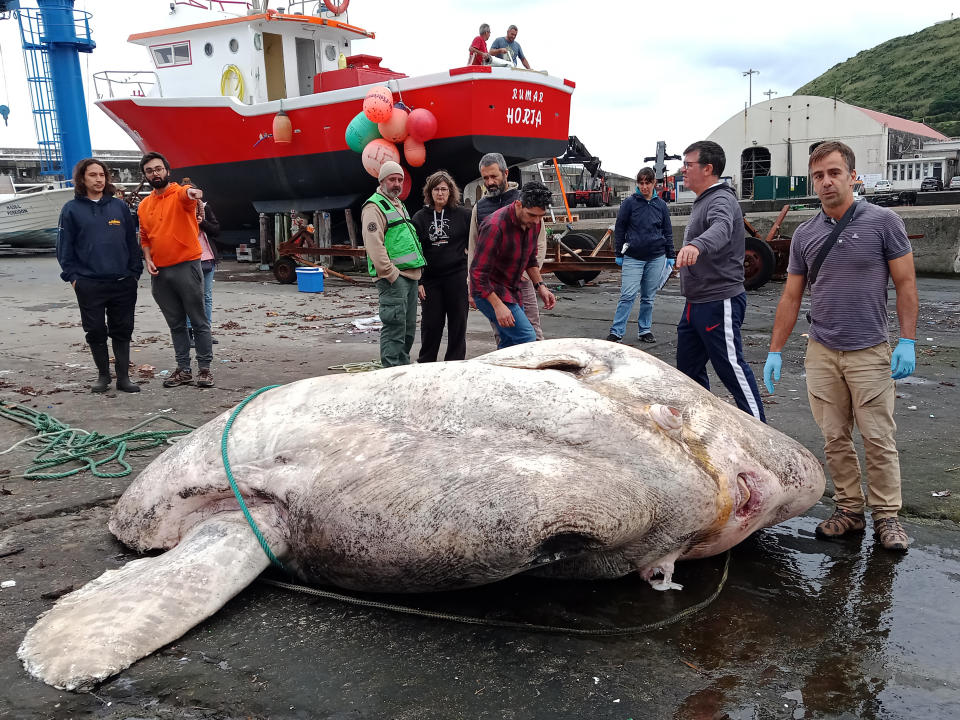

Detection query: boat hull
(97, 70), (573, 235)
(0, 188), (74, 249)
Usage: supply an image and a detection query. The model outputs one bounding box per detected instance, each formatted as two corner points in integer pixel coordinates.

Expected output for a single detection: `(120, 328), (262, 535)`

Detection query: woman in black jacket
(410, 171), (472, 362)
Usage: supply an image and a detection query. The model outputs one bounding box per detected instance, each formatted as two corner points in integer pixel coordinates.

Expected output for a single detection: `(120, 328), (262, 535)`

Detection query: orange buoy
(272, 110), (292, 144)
(378, 106), (409, 143)
(361, 138), (401, 178)
(362, 86), (393, 123)
(403, 137), (425, 167)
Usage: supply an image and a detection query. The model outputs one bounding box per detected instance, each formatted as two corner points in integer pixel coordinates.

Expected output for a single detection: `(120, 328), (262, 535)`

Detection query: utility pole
(742, 68), (759, 106)
(763, 89), (777, 101)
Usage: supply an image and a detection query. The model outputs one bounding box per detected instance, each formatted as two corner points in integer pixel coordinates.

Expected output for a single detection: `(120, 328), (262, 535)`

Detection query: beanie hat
(378, 161), (404, 182)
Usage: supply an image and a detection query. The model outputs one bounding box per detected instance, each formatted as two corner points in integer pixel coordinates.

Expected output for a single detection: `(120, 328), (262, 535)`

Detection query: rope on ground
(260, 551), (731, 636)
(220, 385), (285, 570)
(0, 400), (196, 480)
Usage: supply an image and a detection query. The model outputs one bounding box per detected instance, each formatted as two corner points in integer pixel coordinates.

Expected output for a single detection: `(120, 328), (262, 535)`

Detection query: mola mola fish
(18, 339), (824, 690)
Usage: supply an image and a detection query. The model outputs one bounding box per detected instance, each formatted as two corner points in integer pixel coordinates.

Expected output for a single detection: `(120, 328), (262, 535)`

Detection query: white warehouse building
(706, 95), (951, 199)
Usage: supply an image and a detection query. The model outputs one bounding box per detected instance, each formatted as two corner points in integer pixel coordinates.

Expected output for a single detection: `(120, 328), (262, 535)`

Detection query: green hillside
(795, 17), (960, 137)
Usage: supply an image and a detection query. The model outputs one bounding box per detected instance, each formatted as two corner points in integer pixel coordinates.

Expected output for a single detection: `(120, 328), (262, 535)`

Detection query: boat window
(204, 42), (213, 57)
(151, 41), (191, 68)
(229, 38), (239, 53)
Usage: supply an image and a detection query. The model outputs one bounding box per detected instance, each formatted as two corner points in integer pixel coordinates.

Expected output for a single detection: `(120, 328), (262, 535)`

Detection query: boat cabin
(129, 5), (403, 103)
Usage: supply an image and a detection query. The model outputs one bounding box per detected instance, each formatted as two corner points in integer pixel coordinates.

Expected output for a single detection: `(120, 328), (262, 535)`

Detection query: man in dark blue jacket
(57, 158), (142, 393)
(606, 167), (675, 343)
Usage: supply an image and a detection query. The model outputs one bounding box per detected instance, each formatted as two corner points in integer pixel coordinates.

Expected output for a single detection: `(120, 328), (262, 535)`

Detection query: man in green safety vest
(362, 161), (427, 367)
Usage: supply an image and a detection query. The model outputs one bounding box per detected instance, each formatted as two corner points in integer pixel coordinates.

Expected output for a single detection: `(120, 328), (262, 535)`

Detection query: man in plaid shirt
(470, 182), (556, 348)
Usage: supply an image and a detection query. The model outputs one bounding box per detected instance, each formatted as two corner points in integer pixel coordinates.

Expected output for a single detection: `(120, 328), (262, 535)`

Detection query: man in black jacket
(56, 158), (142, 393)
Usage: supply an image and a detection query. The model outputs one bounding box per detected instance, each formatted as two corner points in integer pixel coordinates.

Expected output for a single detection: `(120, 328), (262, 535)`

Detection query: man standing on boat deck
(470, 181), (556, 349)
(137, 152), (214, 388)
(467, 152), (547, 341)
(675, 140), (765, 422)
(490, 25), (530, 69)
(468, 23), (492, 66)
(362, 161), (426, 368)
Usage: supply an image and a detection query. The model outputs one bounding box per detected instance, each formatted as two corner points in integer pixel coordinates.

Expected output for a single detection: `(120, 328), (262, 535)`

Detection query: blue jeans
(473, 294), (536, 348)
(186, 267), (214, 328)
(609, 255), (666, 339)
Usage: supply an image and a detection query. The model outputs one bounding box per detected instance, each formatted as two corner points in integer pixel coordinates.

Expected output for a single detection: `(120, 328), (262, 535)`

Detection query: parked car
(874, 179), (893, 192)
(949, 176), (960, 189)
(920, 177), (943, 192)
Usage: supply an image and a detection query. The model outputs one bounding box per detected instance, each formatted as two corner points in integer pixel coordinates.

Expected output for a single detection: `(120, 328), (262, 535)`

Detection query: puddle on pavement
(18, 302), (76, 312)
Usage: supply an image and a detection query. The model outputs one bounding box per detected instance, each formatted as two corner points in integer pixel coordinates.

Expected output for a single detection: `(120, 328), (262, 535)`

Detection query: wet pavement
(1, 255), (959, 719)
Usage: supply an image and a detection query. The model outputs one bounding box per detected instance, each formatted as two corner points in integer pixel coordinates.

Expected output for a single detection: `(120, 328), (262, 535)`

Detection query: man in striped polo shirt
(764, 141), (918, 551)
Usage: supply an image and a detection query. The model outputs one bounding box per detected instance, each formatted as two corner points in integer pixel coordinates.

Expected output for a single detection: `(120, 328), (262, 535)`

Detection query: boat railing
(173, 0), (253, 11)
(93, 71), (162, 100)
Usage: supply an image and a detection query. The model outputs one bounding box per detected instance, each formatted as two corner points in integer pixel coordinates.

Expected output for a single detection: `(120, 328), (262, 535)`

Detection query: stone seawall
(560, 205), (960, 275)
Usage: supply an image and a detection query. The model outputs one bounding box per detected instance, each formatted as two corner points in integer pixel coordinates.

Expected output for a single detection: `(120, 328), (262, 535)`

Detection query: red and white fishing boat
(94, 0), (574, 236)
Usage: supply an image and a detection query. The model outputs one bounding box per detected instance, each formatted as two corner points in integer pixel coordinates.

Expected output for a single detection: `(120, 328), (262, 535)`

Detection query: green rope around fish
(0, 400), (195, 480)
(220, 385), (285, 570)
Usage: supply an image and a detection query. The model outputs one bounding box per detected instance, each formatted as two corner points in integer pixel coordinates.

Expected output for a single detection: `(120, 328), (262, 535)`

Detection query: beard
(485, 181), (506, 197)
(148, 176), (169, 190)
(382, 186), (401, 200)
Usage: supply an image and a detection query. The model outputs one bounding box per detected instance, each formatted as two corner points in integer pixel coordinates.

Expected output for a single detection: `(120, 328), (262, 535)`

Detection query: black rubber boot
(90, 343), (111, 393)
(112, 339), (140, 393)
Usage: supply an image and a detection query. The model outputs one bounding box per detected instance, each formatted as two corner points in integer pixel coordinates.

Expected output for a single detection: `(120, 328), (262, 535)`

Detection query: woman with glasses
(411, 171), (472, 362)
(606, 167), (675, 344)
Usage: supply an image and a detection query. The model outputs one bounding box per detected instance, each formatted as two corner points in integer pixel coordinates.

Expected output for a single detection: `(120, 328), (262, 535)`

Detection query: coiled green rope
(0, 400), (195, 480)
(220, 385), (285, 570)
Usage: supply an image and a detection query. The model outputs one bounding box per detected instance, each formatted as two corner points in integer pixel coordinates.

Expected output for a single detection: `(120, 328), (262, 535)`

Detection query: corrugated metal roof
(851, 105), (948, 140)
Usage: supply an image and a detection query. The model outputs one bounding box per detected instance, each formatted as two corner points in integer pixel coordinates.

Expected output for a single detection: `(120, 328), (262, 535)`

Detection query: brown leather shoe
(874, 516), (909, 552)
(815, 508), (866, 539)
(162, 367), (193, 388)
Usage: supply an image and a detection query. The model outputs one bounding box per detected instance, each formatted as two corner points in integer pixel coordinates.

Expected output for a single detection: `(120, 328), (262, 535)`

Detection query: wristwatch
(533, 282), (544, 289)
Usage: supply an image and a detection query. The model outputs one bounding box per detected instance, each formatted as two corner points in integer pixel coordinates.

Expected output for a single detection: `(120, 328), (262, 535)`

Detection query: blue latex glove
(615, 256), (623, 267)
(891, 338), (915, 379)
(666, 258), (676, 269)
(763, 351), (782, 394)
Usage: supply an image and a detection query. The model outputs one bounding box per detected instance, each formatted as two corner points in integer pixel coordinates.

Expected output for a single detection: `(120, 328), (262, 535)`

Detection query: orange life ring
(323, 0), (349, 14)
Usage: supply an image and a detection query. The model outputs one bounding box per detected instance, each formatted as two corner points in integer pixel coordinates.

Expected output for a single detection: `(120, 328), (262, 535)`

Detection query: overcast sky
(0, 0), (956, 178)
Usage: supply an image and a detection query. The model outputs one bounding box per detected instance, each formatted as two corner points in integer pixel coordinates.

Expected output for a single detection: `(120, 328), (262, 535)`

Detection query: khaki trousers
(805, 339), (902, 518)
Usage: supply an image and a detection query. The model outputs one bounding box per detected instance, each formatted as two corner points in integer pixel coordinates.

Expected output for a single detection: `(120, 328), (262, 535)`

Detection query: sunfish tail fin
(18, 511), (287, 691)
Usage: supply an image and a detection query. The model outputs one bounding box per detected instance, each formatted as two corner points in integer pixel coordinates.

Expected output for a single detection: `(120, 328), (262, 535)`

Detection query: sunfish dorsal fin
(18, 511), (287, 691)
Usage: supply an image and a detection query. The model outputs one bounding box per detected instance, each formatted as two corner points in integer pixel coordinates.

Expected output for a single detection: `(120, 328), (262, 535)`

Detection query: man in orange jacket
(138, 152), (214, 388)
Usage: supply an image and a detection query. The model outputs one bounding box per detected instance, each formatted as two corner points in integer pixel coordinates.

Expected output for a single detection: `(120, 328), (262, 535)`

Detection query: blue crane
(1, 0), (94, 182)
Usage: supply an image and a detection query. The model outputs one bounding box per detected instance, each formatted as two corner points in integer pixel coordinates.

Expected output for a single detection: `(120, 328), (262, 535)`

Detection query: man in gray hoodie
(675, 140), (765, 422)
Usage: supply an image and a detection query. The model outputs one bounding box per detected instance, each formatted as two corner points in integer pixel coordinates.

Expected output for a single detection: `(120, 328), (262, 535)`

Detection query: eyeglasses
(681, 161), (703, 169)
(143, 167), (166, 176)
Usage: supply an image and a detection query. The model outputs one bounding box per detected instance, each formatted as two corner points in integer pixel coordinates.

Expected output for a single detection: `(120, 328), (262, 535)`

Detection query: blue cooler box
(295, 266), (324, 293)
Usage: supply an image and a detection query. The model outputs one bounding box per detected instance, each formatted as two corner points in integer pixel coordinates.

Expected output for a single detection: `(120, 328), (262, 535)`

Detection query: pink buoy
(378, 106), (409, 143)
(403, 137), (426, 168)
(361, 138), (401, 178)
(407, 108), (438, 143)
(399, 170), (412, 201)
(362, 86), (393, 123)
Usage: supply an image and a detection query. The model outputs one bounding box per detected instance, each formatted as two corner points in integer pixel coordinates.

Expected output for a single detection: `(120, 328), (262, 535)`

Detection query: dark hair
(518, 181), (552, 210)
(809, 141), (856, 173)
(683, 140), (725, 177)
(139, 151), (170, 175)
(636, 167), (656, 184)
(422, 170), (461, 208)
(72, 158), (117, 198)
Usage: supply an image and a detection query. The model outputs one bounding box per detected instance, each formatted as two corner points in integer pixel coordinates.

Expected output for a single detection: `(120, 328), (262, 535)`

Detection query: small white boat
(0, 178), (74, 249)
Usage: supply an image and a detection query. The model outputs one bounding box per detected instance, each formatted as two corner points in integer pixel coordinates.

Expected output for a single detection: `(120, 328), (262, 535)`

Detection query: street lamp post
(742, 68), (759, 106)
